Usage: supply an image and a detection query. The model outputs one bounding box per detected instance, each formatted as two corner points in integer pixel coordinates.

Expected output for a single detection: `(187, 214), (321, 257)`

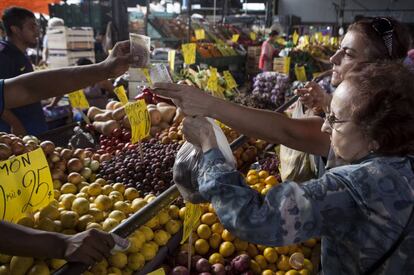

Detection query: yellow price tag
(330, 37), (339, 46)
(231, 34), (240, 43)
(292, 31), (299, 45)
(303, 35), (310, 46)
(195, 29), (205, 40)
(181, 202), (203, 244)
(113, 86), (128, 105)
(283, 56), (291, 75)
(140, 68), (152, 85)
(0, 148), (53, 222)
(223, 70), (237, 90)
(124, 100), (151, 143)
(67, 90), (89, 109)
(323, 35), (330, 45)
(168, 50), (176, 72)
(207, 67), (218, 94)
(276, 37), (286, 45)
(316, 32), (323, 43)
(294, 65), (307, 82)
(148, 268), (166, 275)
(250, 32), (257, 41)
(181, 43), (196, 65)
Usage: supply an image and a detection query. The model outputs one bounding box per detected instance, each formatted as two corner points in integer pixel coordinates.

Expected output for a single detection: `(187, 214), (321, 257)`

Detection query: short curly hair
(344, 62), (414, 156)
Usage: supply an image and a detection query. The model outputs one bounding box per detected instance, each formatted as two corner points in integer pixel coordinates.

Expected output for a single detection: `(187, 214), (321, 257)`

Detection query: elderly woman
(180, 62), (414, 275)
(153, 17), (410, 164)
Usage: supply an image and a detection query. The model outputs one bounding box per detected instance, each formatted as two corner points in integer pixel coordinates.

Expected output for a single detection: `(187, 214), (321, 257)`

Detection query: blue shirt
(0, 40), (48, 135)
(197, 148), (414, 275)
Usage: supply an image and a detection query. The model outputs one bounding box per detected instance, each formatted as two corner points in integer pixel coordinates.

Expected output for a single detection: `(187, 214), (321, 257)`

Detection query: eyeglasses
(324, 113), (350, 129)
(371, 17), (394, 57)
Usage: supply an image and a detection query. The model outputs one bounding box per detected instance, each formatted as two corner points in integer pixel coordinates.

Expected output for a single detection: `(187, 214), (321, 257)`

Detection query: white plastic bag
(173, 118), (235, 203)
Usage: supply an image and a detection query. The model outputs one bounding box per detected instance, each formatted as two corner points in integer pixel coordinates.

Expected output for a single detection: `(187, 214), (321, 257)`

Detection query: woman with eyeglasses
(153, 17), (411, 169)
(179, 62), (414, 275)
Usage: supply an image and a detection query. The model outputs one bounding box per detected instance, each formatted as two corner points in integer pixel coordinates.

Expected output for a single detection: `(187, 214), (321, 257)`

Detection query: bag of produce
(280, 101), (317, 182)
(173, 118), (235, 203)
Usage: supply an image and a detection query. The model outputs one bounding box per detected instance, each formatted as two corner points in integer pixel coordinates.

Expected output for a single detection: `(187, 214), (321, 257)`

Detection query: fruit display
(257, 155), (281, 179)
(197, 43), (238, 58)
(165, 169), (318, 275)
(98, 139), (181, 195)
(251, 72), (290, 108)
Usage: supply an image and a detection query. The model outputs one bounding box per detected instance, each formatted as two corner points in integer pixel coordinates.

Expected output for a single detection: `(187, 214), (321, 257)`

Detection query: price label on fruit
(294, 65), (307, 82)
(283, 56), (291, 75)
(181, 43), (196, 65)
(292, 31), (299, 45)
(223, 70), (237, 90)
(181, 202), (203, 244)
(207, 67), (219, 94)
(231, 34), (240, 43)
(67, 90), (89, 109)
(114, 86), (129, 105)
(195, 29), (205, 40)
(124, 100), (151, 144)
(0, 148), (53, 222)
(249, 32), (257, 41)
(168, 50), (176, 72)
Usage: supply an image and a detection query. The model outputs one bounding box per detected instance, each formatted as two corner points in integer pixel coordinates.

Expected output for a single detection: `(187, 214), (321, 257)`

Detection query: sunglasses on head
(371, 17), (394, 57)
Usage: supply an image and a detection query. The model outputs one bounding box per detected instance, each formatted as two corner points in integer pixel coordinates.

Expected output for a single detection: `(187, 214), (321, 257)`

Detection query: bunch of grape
(258, 155), (281, 179)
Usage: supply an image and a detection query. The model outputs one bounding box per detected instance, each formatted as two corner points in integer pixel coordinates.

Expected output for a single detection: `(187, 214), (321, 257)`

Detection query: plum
(230, 254), (250, 273)
(175, 251), (189, 267)
(170, 266), (189, 275)
(196, 258), (211, 273)
(211, 263), (226, 275)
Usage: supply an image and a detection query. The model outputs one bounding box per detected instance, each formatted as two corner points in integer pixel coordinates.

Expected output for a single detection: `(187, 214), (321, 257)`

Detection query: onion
(81, 167), (92, 179)
(67, 158), (83, 172)
(55, 160), (66, 171)
(0, 136), (12, 145)
(61, 149), (73, 160)
(0, 143), (12, 160)
(99, 154), (111, 162)
(11, 141), (26, 155)
(84, 150), (93, 158)
(73, 149), (86, 160)
(67, 172), (82, 184)
(90, 160), (100, 172)
(83, 158), (91, 167)
(52, 169), (64, 180)
(40, 141), (55, 155)
(49, 152), (61, 163)
(92, 154), (100, 161)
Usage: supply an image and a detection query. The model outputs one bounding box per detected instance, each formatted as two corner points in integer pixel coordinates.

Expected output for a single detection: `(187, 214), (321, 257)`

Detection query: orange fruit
(264, 175), (278, 186)
(258, 170), (269, 179)
(201, 213), (217, 225)
(303, 259), (313, 272)
(234, 238), (249, 251)
(208, 233), (222, 249)
(255, 255), (268, 269)
(211, 222), (224, 234)
(299, 269), (311, 275)
(219, 241), (235, 257)
(247, 169), (258, 177)
(247, 243), (259, 258)
(285, 270), (300, 275)
(277, 255), (290, 271)
(197, 224), (212, 239)
(303, 238), (317, 248)
(262, 270), (274, 275)
(194, 239), (210, 255)
(250, 259), (262, 274)
(221, 229), (235, 242)
(209, 253), (224, 265)
(275, 271), (286, 275)
(263, 247), (278, 263)
(275, 246), (290, 255)
(247, 175), (259, 185)
(178, 207), (186, 220)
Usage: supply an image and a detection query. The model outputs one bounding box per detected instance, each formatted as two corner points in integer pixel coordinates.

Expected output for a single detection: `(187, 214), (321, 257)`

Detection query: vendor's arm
(1, 110), (26, 135)
(197, 149), (357, 246)
(153, 84), (330, 157)
(0, 221), (116, 266)
(3, 41), (131, 110)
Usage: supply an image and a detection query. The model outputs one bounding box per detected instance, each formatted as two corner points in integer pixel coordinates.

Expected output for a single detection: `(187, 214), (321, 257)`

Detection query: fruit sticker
(0, 148), (53, 222)
(114, 86), (129, 105)
(67, 90), (89, 109)
(124, 100), (151, 144)
(181, 43), (196, 65)
(231, 34), (240, 43)
(181, 202), (203, 244)
(195, 29), (205, 40)
(294, 65), (307, 82)
(223, 71), (237, 90)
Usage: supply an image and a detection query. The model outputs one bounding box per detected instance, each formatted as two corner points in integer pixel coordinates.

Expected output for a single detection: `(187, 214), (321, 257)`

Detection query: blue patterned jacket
(197, 149), (414, 274)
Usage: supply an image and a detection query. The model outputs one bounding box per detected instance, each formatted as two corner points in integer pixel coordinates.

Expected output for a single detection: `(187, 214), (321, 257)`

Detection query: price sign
(181, 43), (196, 65)
(330, 37), (339, 46)
(323, 35), (330, 45)
(124, 100), (151, 144)
(195, 29), (205, 40)
(276, 37), (286, 45)
(223, 70), (237, 90)
(113, 86), (128, 105)
(140, 68), (152, 85)
(283, 56), (291, 75)
(294, 65), (307, 82)
(181, 202), (203, 244)
(148, 268), (166, 275)
(292, 31), (299, 45)
(231, 34), (240, 43)
(249, 32), (257, 41)
(168, 50), (176, 72)
(67, 90), (89, 109)
(207, 67), (218, 94)
(0, 148), (53, 223)
(316, 32), (323, 43)
(214, 85), (225, 99)
(303, 35), (310, 46)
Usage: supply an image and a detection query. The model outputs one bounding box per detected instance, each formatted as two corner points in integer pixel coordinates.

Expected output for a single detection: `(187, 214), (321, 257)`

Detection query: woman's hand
(296, 81), (331, 112)
(153, 83), (218, 117)
(182, 117), (217, 152)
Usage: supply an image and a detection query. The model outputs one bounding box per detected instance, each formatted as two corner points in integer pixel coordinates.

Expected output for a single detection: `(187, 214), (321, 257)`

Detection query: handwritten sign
(294, 65), (307, 82)
(276, 37), (286, 46)
(181, 202), (203, 244)
(124, 100), (151, 143)
(249, 32), (257, 41)
(168, 50), (176, 72)
(323, 35), (330, 45)
(113, 86), (128, 105)
(283, 56), (291, 75)
(223, 71), (237, 90)
(195, 29), (205, 40)
(141, 68), (152, 85)
(231, 34), (240, 43)
(207, 67), (218, 94)
(67, 90), (89, 109)
(292, 31), (299, 45)
(315, 32), (323, 43)
(181, 43), (196, 65)
(148, 268), (166, 275)
(0, 148), (53, 223)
